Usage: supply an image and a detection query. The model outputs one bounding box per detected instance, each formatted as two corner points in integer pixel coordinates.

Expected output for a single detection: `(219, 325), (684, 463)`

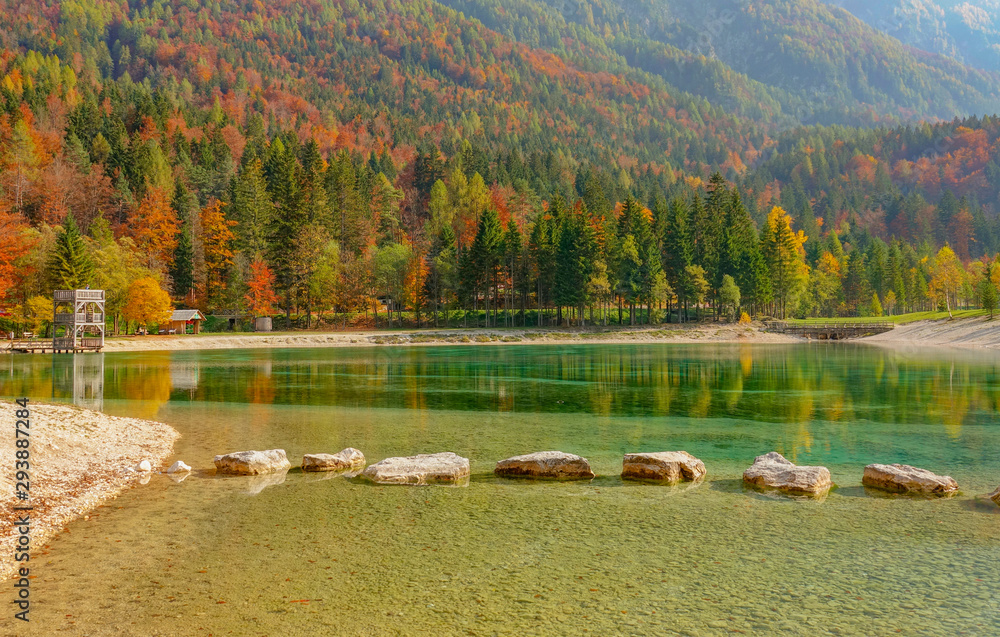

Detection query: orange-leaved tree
(404, 252), (428, 327)
(123, 277), (173, 332)
(201, 199), (236, 305)
(130, 187), (180, 272)
(245, 258), (278, 318)
(0, 208), (35, 308)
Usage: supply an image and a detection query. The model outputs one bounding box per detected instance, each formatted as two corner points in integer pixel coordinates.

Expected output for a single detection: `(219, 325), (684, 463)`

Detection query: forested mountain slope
(1, 0), (999, 328)
(446, 0), (1000, 126)
(828, 0), (1000, 72)
(0, 0), (771, 174)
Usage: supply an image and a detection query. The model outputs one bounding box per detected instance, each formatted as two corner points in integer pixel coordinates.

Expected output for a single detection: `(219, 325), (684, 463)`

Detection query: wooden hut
(169, 309), (206, 334)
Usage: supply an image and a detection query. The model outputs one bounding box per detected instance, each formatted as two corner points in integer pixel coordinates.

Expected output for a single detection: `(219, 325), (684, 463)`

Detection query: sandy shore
(862, 317), (1000, 350)
(0, 402), (179, 580)
(99, 323), (800, 351)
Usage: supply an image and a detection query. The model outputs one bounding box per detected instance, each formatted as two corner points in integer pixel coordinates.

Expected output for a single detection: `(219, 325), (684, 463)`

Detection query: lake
(2, 343), (999, 636)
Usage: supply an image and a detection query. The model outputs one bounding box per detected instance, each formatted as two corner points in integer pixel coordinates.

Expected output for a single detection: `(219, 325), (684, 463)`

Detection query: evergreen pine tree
(663, 197), (692, 289)
(228, 157), (274, 255)
(689, 194), (718, 291)
(471, 206), (503, 326)
(529, 213), (557, 326)
(980, 263), (998, 319)
(50, 216), (94, 290)
(326, 151), (366, 255)
(170, 224), (195, 299)
(503, 220), (525, 325)
(554, 213), (595, 325)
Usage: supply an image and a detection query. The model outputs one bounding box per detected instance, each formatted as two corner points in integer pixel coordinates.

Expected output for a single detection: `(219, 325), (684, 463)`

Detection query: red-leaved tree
(244, 258), (278, 318)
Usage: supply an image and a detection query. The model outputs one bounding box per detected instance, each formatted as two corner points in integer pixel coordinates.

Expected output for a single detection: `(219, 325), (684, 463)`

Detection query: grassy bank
(787, 309), (992, 326)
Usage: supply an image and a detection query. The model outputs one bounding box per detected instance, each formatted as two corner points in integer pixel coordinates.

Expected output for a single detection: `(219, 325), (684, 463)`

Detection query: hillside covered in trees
(463, 0), (1000, 126)
(2, 0), (1000, 333)
(828, 0), (1000, 73)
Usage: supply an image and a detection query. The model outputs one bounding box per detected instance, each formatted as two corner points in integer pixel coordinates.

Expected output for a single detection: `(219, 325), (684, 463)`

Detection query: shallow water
(2, 343), (1000, 636)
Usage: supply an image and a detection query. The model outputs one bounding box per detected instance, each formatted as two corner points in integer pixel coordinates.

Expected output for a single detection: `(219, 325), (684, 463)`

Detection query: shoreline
(860, 316), (1000, 350)
(95, 323), (800, 352)
(6, 317), (1000, 354)
(0, 403), (179, 581)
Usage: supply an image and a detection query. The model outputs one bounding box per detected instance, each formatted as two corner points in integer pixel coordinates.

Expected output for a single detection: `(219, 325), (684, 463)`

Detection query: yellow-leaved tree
(929, 245), (963, 318)
(22, 295), (51, 337)
(760, 206), (809, 318)
(123, 277), (172, 333)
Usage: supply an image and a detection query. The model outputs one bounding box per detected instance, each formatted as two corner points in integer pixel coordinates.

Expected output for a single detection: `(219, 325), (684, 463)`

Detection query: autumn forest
(3, 0), (1000, 333)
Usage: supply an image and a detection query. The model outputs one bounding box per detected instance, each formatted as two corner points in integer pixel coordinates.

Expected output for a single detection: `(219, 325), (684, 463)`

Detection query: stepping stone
(361, 452), (470, 485)
(167, 460), (191, 474)
(302, 448), (365, 472)
(621, 451), (706, 482)
(495, 451), (595, 479)
(214, 449), (291, 475)
(743, 451), (831, 496)
(862, 463), (958, 495)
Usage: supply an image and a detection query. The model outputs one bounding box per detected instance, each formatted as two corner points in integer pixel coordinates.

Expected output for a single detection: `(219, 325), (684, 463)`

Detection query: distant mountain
(445, 0), (1000, 126)
(827, 0), (1000, 72)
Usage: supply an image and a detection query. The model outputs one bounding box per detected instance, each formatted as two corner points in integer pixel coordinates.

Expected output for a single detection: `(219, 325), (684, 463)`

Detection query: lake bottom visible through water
(1, 343), (999, 635)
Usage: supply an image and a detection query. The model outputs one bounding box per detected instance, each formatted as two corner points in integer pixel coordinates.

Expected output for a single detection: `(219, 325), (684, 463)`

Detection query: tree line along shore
(4, 147), (1000, 337)
(7, 171), (1000, 333)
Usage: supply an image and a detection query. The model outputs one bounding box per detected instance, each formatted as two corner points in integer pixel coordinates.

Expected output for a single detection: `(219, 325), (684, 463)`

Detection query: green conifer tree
(170, 224), (195, 299)
(471, 206), (503, 327)
(49, 216), (94, 290)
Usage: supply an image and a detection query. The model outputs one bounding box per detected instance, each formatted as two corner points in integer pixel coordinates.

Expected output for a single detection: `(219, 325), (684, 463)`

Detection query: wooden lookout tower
(53, 289), (105, 352)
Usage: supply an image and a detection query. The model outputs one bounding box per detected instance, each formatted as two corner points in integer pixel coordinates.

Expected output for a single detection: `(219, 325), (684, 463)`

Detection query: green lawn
(786, 309), (991, 326)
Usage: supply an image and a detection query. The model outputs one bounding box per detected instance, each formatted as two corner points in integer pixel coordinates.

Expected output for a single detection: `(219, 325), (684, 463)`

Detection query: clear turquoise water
(2, 343), (999, 636)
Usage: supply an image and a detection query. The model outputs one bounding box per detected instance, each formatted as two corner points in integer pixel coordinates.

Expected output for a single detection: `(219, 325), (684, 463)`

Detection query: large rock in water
(990, 486), (1000, 506)
(743, 451), (832, 496)
(302, 448), (366, 473)
(214, 449), (291, 475)
(495, 451), (595, 479)
(621, 451), (706, 482)
(361, 452), (470, 485)
(862, 463), (958, 495)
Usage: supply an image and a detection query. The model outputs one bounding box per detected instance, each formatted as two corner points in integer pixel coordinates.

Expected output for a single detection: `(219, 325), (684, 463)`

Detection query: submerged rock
(495, 451), (595, 479)
(214, 449), (291, 475)
(135, 459), (151, 472)
(862, 464), (958, 495)
(621, 451), (706, 482)
(302, 448), (366, 472)
(361, 452), (470, 485)
(743, 451), (831, 496)
(990, 486), (1000, 506)
(167, 460), (191, 474)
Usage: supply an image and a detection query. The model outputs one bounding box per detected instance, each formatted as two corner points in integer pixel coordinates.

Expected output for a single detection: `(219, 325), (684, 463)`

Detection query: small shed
(169, 309), (206, 334)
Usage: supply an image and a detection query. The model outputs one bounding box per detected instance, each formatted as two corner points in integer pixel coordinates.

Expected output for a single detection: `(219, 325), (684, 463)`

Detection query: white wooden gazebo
(53, 289), (105, 352)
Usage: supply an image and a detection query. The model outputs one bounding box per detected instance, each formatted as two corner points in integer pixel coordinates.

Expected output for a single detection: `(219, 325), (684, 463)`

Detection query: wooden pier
(765, 321), (895, 340)
(5, 337), (104, 353)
